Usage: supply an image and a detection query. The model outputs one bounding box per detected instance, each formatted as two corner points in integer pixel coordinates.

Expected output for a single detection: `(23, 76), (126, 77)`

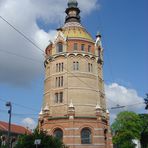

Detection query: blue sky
(0, 0), (147, 128)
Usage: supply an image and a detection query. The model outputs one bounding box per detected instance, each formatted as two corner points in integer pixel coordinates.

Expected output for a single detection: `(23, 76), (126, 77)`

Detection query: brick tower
(39, 0), (113, 147)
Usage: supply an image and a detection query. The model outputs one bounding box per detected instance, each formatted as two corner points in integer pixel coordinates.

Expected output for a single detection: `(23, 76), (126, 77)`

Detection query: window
(88, 45), (91, 52)
(54, 129), (63, 141)
(91, 64), (93, 72)
(61, 63), (64, 71)
(81, 128), (91, 144)
(56, 42), (63, 53)
(88, 63), (90, 72)
(88, 63), (93, 72)
(56, 76), (64, 87)
(55, 93), (58, 103)
(58, 77), (60, 87)
(56, 77), (58, 87)
(56, 64), (58, 72)
(59, 92), (63, 103)
(54, 92), (63, 103)
(59, 63), (61, 72)
(61, 76), (63, 87)
(73, 62), (76, 70)
(56, 63), (64, 72)
(76, 62), (79, 70)
(81, 44), (85, 51)
(74, 43), (78, 50)
(73, 61), (79, 71)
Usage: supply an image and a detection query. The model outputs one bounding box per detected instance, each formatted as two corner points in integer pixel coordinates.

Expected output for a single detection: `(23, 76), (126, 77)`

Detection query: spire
(69, 100), (74, 108)
(65, 0), (81, 23)
(106, 109), (110, 114)
(96, 104), (101, 110)
(39, 108), (43, 115)
(43, 103), (49, 112)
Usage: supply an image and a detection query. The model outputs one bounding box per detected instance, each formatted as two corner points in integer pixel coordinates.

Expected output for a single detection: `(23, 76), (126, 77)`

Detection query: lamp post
(6, 102), (12, 148)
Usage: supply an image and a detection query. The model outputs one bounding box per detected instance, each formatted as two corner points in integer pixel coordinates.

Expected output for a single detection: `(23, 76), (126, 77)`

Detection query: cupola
(68, 0), (78, 8)
(65, 0), (80, 23)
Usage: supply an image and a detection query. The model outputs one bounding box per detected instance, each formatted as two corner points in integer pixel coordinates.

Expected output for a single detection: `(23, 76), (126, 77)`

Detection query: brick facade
(39, 0), (113, 147)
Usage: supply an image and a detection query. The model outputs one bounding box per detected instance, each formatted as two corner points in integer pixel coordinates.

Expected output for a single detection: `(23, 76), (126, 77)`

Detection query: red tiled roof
(0, 121), (31, 135)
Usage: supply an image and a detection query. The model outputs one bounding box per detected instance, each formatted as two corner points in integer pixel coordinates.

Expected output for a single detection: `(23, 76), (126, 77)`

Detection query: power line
(0, 15), (44, 54)
(0, 109), (38, 120)
(0, 49), (43, 63)
(62, 57), (118, 106)
(110, 102), (145, 110)
(0, 15), (142, 113)
(0, 97), (39, 112)
(0, 15), (117, 107)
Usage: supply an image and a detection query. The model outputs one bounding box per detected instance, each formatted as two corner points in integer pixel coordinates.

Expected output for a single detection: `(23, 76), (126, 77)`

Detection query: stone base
(39, 116), (113, 148)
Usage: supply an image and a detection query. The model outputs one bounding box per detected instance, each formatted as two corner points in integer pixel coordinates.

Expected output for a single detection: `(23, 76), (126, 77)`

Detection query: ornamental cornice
(44, 52), (97, 67)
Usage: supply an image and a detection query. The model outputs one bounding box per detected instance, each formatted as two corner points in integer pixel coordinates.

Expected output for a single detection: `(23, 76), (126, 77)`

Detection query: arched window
(57, 42), (63, 53)
(53, 128), (63, 140)
(81, 128), (92, 144)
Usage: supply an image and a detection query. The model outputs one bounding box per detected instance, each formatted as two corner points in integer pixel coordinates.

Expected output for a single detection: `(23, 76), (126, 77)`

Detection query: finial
(106, 109), (109, 114)
(39, 108), (43, 115)
(68, 0), (78, 8)
(96, 32), (101, 38)
(69, 100), (74, 108)
(43, 103), (49, 111)
(96, 103), (101, 110)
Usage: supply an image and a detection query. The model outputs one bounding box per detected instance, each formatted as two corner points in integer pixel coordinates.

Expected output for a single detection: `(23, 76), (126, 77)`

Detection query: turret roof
(62, 22), (94, 42)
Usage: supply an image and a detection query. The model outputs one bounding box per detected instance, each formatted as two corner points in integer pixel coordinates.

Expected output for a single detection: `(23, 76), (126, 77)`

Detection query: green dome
(68, 0), (78, 8)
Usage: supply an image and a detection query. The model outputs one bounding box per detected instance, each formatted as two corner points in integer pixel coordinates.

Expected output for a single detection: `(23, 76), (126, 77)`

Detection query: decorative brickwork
(39, 0), (113, 147)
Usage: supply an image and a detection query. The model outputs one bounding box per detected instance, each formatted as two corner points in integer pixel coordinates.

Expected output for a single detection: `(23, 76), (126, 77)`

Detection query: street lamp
(6, 102), (12, 148)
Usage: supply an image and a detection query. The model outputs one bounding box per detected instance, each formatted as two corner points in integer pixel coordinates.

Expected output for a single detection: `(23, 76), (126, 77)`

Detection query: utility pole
(6, 102), (12, 148)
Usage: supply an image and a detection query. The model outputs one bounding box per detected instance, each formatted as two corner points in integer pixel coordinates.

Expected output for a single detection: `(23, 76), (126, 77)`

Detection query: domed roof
(62, 22), (94, 42)
(68, 0), (78, 8)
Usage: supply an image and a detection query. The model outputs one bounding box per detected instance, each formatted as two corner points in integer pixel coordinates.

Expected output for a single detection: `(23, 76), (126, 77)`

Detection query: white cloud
(22, 117), (36, 130)
(0, 0), (98, 86)
(105, 83), (145, 122)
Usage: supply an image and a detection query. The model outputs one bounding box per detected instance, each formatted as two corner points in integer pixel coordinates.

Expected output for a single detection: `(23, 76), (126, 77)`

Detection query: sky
(0, 0), (147, 129)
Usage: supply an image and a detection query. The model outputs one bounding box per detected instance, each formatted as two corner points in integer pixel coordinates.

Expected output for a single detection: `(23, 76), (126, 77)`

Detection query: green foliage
(111, 111), (142, 147)
(139, 114), (148, 148)
(144, 94), (148, 110)
(0, 132), (2, 146)
(0, 132), (7, 148)
(15, 130), (66, 148)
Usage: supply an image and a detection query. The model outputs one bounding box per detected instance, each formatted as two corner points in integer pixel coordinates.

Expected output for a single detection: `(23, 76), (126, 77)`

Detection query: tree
(139, 114), (148, 148)
(15, 130), (66, 148)
(111, 111), (142, 148)
(144, 94), (148, 110)
(0, 132), (7, 148)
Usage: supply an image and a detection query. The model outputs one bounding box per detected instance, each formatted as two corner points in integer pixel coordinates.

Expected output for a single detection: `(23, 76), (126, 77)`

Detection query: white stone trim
(64, 135), (80, 138)
(68, 87), (99, 93)
(93, 136), (104, 138)
(63, 22), (83, 28)
(66, 144), (105, 146)
(94, 144), (105, 146)
(65, 128), (79, 130)
(94, 128), (103, 131)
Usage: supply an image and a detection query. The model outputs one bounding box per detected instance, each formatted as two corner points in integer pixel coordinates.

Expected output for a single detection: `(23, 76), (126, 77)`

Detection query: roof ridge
(0, 122), (8, 131)
(0, 121), (31, 134)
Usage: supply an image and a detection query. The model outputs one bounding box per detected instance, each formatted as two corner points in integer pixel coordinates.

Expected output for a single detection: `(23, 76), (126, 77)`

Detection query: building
(0, 121), (31, 147)
(39, 0), (113, 147)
